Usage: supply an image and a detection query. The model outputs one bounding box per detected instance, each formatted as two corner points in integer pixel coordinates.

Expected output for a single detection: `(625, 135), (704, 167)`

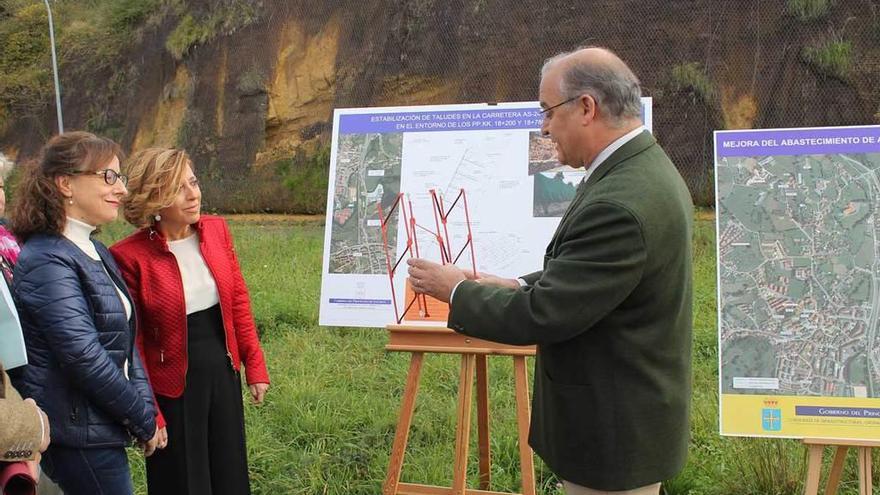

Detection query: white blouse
(167, 234), (220, 314)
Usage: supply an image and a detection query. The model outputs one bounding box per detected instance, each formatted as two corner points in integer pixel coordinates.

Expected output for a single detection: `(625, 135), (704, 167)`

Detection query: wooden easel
(803, 438), (879, 495)
(383, 324), (537, 495)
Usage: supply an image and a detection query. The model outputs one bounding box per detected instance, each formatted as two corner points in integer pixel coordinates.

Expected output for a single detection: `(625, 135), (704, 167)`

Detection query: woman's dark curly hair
(10, 131), (121, 242)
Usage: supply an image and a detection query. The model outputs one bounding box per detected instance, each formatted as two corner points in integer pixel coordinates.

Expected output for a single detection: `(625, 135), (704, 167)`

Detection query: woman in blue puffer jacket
(7, 132), (160, 495)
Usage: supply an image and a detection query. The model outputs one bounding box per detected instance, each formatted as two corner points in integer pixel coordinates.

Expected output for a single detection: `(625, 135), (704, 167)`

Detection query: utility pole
(43, 0), (63, 134)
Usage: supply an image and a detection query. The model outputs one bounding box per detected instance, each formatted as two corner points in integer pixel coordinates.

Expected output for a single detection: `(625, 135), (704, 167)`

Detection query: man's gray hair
(541, 47), (642, 128)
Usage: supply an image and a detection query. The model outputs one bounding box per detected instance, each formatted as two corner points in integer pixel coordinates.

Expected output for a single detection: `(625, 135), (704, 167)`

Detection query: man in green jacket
(407, 47), (693, 494)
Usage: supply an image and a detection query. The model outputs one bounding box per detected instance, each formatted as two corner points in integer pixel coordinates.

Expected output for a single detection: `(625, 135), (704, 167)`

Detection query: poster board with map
(320, 100), (652, 328)
(715, 125), (880, 441)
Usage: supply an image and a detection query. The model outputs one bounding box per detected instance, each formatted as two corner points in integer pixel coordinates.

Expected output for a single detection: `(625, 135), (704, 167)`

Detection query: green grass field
(94, 215), (878, 495)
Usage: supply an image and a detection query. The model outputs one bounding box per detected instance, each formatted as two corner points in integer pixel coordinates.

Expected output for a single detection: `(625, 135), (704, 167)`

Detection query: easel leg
(476, 354), (491, 491)
(824, 446), (848, 495)
(452, 354), (476, 495)
(857, 447), (872, 495)
(383, 352), (424, 495)
(513, 356), (536, 495)
(804, 444), (823, 495)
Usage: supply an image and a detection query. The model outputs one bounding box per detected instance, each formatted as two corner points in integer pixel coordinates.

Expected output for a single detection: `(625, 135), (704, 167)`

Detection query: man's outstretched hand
(408, 259), (522, 303)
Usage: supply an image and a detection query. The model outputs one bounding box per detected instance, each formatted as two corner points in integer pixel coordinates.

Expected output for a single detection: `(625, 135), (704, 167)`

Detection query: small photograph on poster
(328, 133), (403, 274)
(527, 131), (560, 175)
(527, 131), (583, 217)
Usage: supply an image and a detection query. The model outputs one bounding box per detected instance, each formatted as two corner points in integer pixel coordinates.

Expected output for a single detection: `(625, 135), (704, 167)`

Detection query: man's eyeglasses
(69, 169), (129, 187)
(540, 94), (582, 117)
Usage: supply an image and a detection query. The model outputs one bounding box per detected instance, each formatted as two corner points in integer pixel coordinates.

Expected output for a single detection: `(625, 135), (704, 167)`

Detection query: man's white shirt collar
(581, 125), (647, 185)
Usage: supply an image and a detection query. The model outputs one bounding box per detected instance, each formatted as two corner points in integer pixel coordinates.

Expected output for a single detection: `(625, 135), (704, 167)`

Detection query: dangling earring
(68, 198), (74, 205)
(154, 213), (161, 222)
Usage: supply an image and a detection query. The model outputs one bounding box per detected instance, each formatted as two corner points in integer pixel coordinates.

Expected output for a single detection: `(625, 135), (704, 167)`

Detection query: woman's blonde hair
(122, 148), (192, 229)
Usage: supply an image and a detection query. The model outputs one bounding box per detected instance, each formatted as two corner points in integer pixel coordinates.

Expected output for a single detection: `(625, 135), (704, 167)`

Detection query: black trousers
(146, 305), (250, 495)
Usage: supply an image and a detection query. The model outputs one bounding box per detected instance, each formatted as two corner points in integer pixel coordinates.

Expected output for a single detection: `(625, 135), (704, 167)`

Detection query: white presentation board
(320, 100), (652, 328)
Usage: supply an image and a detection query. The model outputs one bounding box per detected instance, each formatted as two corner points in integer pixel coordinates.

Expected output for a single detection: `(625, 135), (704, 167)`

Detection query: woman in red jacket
(110, 148), (269, 495)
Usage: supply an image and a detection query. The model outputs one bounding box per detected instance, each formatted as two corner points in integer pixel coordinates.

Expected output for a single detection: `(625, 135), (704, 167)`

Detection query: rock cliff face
(1, 0), (878, 210)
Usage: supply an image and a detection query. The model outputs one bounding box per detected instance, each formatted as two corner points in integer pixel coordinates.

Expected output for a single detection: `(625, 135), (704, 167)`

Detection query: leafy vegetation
(106, 0), (162, 32)
(278, 144), (331, 214)
(0, 0), (165, 121)
(801, 36), (852, 80)
(165, 1), (263, 60)
(786, 0), (834, 21)
(670, 62), (717, 104)
(0, 2), (52, 114)
(0, 0), (259, 123)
